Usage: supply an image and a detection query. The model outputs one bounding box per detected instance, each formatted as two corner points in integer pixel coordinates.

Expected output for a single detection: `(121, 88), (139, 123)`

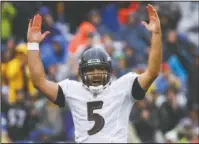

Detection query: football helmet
(79, 48), (112, 94)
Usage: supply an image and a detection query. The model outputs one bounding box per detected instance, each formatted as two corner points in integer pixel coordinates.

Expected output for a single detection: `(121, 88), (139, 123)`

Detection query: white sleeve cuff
(27, 42), (39, 50)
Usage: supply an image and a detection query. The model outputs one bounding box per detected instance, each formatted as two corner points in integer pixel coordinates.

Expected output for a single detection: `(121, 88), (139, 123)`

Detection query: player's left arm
(137, 4), (162, 92)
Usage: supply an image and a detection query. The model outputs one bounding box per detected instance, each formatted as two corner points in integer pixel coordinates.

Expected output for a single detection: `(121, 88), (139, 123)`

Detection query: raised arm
(138, 4), (162, 91)
(27, 14), (60, 103)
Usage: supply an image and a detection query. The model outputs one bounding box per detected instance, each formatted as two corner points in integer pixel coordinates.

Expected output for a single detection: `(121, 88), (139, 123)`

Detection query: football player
(27, 4), (162, 143)
(2, 90), (39, 142)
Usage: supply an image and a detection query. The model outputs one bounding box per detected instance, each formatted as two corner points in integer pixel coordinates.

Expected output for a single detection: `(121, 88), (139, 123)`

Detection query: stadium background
(1, 1), (199, 143)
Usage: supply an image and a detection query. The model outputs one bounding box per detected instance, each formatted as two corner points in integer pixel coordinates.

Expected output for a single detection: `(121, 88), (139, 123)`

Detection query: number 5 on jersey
(87, 101), (105, 135)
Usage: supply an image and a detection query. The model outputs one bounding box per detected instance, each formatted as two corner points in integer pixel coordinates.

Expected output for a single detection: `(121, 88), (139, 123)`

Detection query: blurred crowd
(1, 1), (199, 143)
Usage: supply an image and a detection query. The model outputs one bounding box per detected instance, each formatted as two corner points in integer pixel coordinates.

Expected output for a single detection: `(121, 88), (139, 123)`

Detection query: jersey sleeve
(58, 79), (70, 94)
(56, 79), (71, 107)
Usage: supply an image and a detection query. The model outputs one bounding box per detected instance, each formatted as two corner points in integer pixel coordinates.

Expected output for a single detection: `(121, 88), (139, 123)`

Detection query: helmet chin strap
(89, 85), (104, 94)
(82, 79), (112, 95)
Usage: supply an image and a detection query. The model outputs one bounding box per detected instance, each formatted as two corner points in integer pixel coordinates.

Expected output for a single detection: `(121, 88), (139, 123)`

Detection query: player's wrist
(27, 42), (39, 50)
(152, 30), (162, 36)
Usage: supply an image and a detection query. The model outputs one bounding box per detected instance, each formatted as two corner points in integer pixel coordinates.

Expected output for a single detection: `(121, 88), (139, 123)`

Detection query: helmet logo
(88, 59), (100, 63)
(107, 57), (111, 61)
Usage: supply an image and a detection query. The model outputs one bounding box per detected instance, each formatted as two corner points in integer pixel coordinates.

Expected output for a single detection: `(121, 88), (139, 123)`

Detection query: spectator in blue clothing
(102, 34), (118, 69)
(155, 63), (181, 95)
(55, 2), (72, 42)
(115, 12), (150, 63)
(162, 30), (198, 91)
(164, 30), (199, 110)
(88, 9), (111, 36)
(167, 55), (187, 91)
(163, 30), (193, 62)
(114, 52), (129, 78)
(123, 44), (137, 69)
(100, 3), (120, 32)
(39, 6), (62, 44)
(40, 35), (68, 70)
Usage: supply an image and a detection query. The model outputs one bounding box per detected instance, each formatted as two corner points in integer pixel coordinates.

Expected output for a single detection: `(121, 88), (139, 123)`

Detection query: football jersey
(3, 103), (31, 141)
(58, 72), (139, 143)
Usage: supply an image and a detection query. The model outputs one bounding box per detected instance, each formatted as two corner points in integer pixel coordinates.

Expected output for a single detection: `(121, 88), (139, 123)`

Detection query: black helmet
(79, 48), (112, 87)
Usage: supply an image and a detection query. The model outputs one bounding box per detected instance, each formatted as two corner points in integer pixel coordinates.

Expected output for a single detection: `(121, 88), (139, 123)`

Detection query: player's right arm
(27, 14), (64, 106)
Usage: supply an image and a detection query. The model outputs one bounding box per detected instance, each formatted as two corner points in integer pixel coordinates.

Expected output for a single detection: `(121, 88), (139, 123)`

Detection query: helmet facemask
(81, 65), (111, 87)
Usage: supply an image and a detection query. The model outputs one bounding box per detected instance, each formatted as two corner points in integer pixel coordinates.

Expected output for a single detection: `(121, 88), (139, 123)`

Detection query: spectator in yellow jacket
(2, 2), (16, 43)
(2, 43), (37, 104)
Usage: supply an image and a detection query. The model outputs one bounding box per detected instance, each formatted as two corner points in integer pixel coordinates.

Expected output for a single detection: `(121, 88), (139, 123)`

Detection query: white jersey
(58, 72), (139, 143)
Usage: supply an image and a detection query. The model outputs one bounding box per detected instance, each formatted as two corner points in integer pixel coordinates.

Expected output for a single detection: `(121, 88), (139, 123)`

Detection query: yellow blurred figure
(1, 131), (12, 143)
(2, 43), (37, 104)
(2, 2), (16, 41)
